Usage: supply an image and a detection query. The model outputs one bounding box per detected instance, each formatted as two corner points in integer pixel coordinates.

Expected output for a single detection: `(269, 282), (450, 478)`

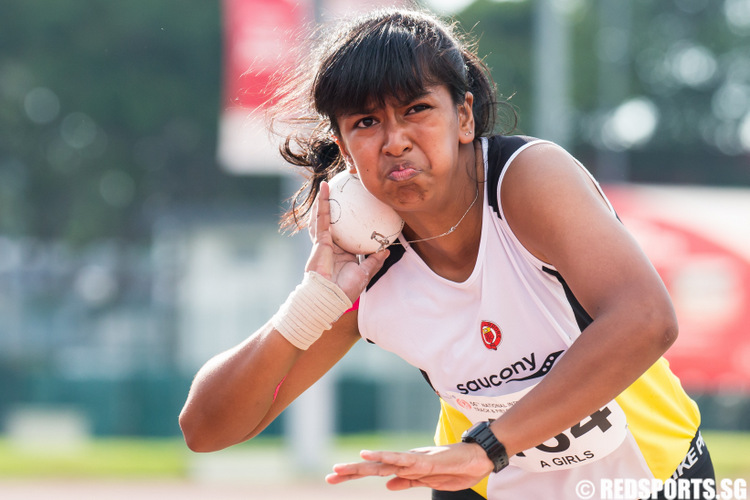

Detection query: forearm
(178, 180), (390, 452)
(179, 262), (363, 451)
(179, 322), (302, 452)
(489, 306), (677, 457)
(180, 304), (362, 453)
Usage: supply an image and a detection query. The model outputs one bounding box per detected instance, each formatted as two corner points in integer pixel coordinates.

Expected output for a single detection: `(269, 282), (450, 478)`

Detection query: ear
(333, 135), (357, 173)
(458, 91), (476, 144)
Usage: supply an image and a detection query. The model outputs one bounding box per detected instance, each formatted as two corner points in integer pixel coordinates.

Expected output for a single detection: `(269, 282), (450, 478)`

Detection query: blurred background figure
(0, 0), (748, 493)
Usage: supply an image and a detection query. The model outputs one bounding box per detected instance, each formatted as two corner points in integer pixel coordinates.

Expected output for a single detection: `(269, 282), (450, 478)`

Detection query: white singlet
(357, 136), (701, 499)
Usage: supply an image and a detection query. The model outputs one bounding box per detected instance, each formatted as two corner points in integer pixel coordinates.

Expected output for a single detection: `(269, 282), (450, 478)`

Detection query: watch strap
(461, 420), (509, 473)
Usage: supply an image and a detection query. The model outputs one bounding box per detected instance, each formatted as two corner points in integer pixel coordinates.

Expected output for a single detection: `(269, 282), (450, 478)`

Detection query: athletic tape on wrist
(271, 271), (353, 350)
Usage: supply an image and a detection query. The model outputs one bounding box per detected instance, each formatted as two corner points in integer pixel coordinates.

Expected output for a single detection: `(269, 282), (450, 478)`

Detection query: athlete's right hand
(305, 181), (389, 302)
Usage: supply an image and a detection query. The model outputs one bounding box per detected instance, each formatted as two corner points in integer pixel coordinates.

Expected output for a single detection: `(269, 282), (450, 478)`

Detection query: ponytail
(278, 126), (346, 233)
(461, 46), (517, 137)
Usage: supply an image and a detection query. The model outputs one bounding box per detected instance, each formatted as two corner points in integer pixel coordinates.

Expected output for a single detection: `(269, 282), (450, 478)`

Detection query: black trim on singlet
(362, 243), (407, 344)
(486, 135), (594, 334)
(542, 267), (593, 332)
(366, 242), (406, 291)
(486, 134), (537, 218)
(420, 369), (436, 393)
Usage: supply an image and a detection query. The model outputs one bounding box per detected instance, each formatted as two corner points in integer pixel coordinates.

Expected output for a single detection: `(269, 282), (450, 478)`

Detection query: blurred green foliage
(457, 0), (750, 184)
(0, 1), (280, 245)
(1, 0), (749, 242)
(0, 437), (188, 478)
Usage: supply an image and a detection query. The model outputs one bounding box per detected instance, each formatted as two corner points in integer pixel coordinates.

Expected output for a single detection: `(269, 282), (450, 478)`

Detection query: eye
(355, 116), (377, 129)
(408, 103), (432, 114)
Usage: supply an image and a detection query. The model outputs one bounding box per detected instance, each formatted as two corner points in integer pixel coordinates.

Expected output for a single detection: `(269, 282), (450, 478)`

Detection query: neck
(403, 140), (484, 281)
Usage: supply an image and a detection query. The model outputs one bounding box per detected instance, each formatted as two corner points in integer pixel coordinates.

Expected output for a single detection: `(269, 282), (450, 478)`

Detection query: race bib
(441, 385), (628, 472)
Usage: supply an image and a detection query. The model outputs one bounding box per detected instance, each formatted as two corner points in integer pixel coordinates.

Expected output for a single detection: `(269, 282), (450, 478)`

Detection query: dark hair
(269, 8), (514, 232)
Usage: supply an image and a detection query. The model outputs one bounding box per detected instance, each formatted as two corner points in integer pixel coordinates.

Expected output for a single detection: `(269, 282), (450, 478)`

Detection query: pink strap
(344, 297), (360, 314)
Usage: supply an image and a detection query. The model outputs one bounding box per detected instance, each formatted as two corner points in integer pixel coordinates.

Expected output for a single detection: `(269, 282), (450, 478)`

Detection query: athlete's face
(334, 85), (475, 215)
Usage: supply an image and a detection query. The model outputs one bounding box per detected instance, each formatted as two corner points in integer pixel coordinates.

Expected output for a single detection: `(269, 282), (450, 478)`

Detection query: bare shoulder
(497, 141), (673, 324)
(499, 141), (614, 263)
(501, 142), (605, 212)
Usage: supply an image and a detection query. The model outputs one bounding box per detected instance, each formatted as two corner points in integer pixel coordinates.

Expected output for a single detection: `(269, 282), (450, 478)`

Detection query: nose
(381, 121), (411, 157)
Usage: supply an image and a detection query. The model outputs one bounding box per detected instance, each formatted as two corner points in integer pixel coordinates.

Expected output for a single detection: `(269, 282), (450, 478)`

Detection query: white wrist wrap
(271, 271), (353, 350)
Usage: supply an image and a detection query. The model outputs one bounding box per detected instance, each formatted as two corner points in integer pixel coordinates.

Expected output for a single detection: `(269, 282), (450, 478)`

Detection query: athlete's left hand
(325, 442), (494, 491)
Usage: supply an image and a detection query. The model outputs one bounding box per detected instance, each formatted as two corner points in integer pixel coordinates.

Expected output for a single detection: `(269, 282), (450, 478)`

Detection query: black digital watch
(461, 420), (509, 473)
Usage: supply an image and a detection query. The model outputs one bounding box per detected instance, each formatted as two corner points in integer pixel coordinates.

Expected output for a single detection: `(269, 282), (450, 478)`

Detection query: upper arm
(500, 143), (676, 331)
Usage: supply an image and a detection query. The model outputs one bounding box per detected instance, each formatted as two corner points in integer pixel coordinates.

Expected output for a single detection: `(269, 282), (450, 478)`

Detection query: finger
(325, 472), (370, 484)
(312, 182), (331, 244)
(392, 474), (471, 492)
(358, 248), (389, 280)
(386, 477), (430, 491)
(360, 449), (419, 468)
(331, 460), (400, 478)
(326, 469), (396, 485)
(308, 188), (320, 242)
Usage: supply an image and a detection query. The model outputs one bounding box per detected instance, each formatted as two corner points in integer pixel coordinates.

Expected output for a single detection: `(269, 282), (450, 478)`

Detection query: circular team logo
(481, 321), (502, 350)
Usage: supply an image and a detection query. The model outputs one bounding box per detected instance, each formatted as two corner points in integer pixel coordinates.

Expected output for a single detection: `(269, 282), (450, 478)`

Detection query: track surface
(0, 479), (430, 499)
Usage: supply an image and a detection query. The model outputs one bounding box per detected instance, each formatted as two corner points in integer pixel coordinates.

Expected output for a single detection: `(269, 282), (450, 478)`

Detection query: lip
(386, 163), (421, 182)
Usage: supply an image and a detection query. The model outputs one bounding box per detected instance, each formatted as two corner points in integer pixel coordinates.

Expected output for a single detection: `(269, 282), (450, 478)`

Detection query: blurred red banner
(605, 184), (750, 392)
(222, 0), (311, 111)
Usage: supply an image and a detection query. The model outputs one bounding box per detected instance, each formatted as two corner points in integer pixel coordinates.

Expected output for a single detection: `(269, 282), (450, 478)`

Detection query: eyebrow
(340, 108), (375, 118)
(340, 89), (434, 118)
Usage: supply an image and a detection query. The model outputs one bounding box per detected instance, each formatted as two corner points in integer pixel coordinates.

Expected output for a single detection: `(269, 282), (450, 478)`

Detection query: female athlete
(179, 8), (713, 499)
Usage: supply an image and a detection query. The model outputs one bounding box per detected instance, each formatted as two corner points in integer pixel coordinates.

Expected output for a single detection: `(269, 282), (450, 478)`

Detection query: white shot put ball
(327, 171), (404, 255)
